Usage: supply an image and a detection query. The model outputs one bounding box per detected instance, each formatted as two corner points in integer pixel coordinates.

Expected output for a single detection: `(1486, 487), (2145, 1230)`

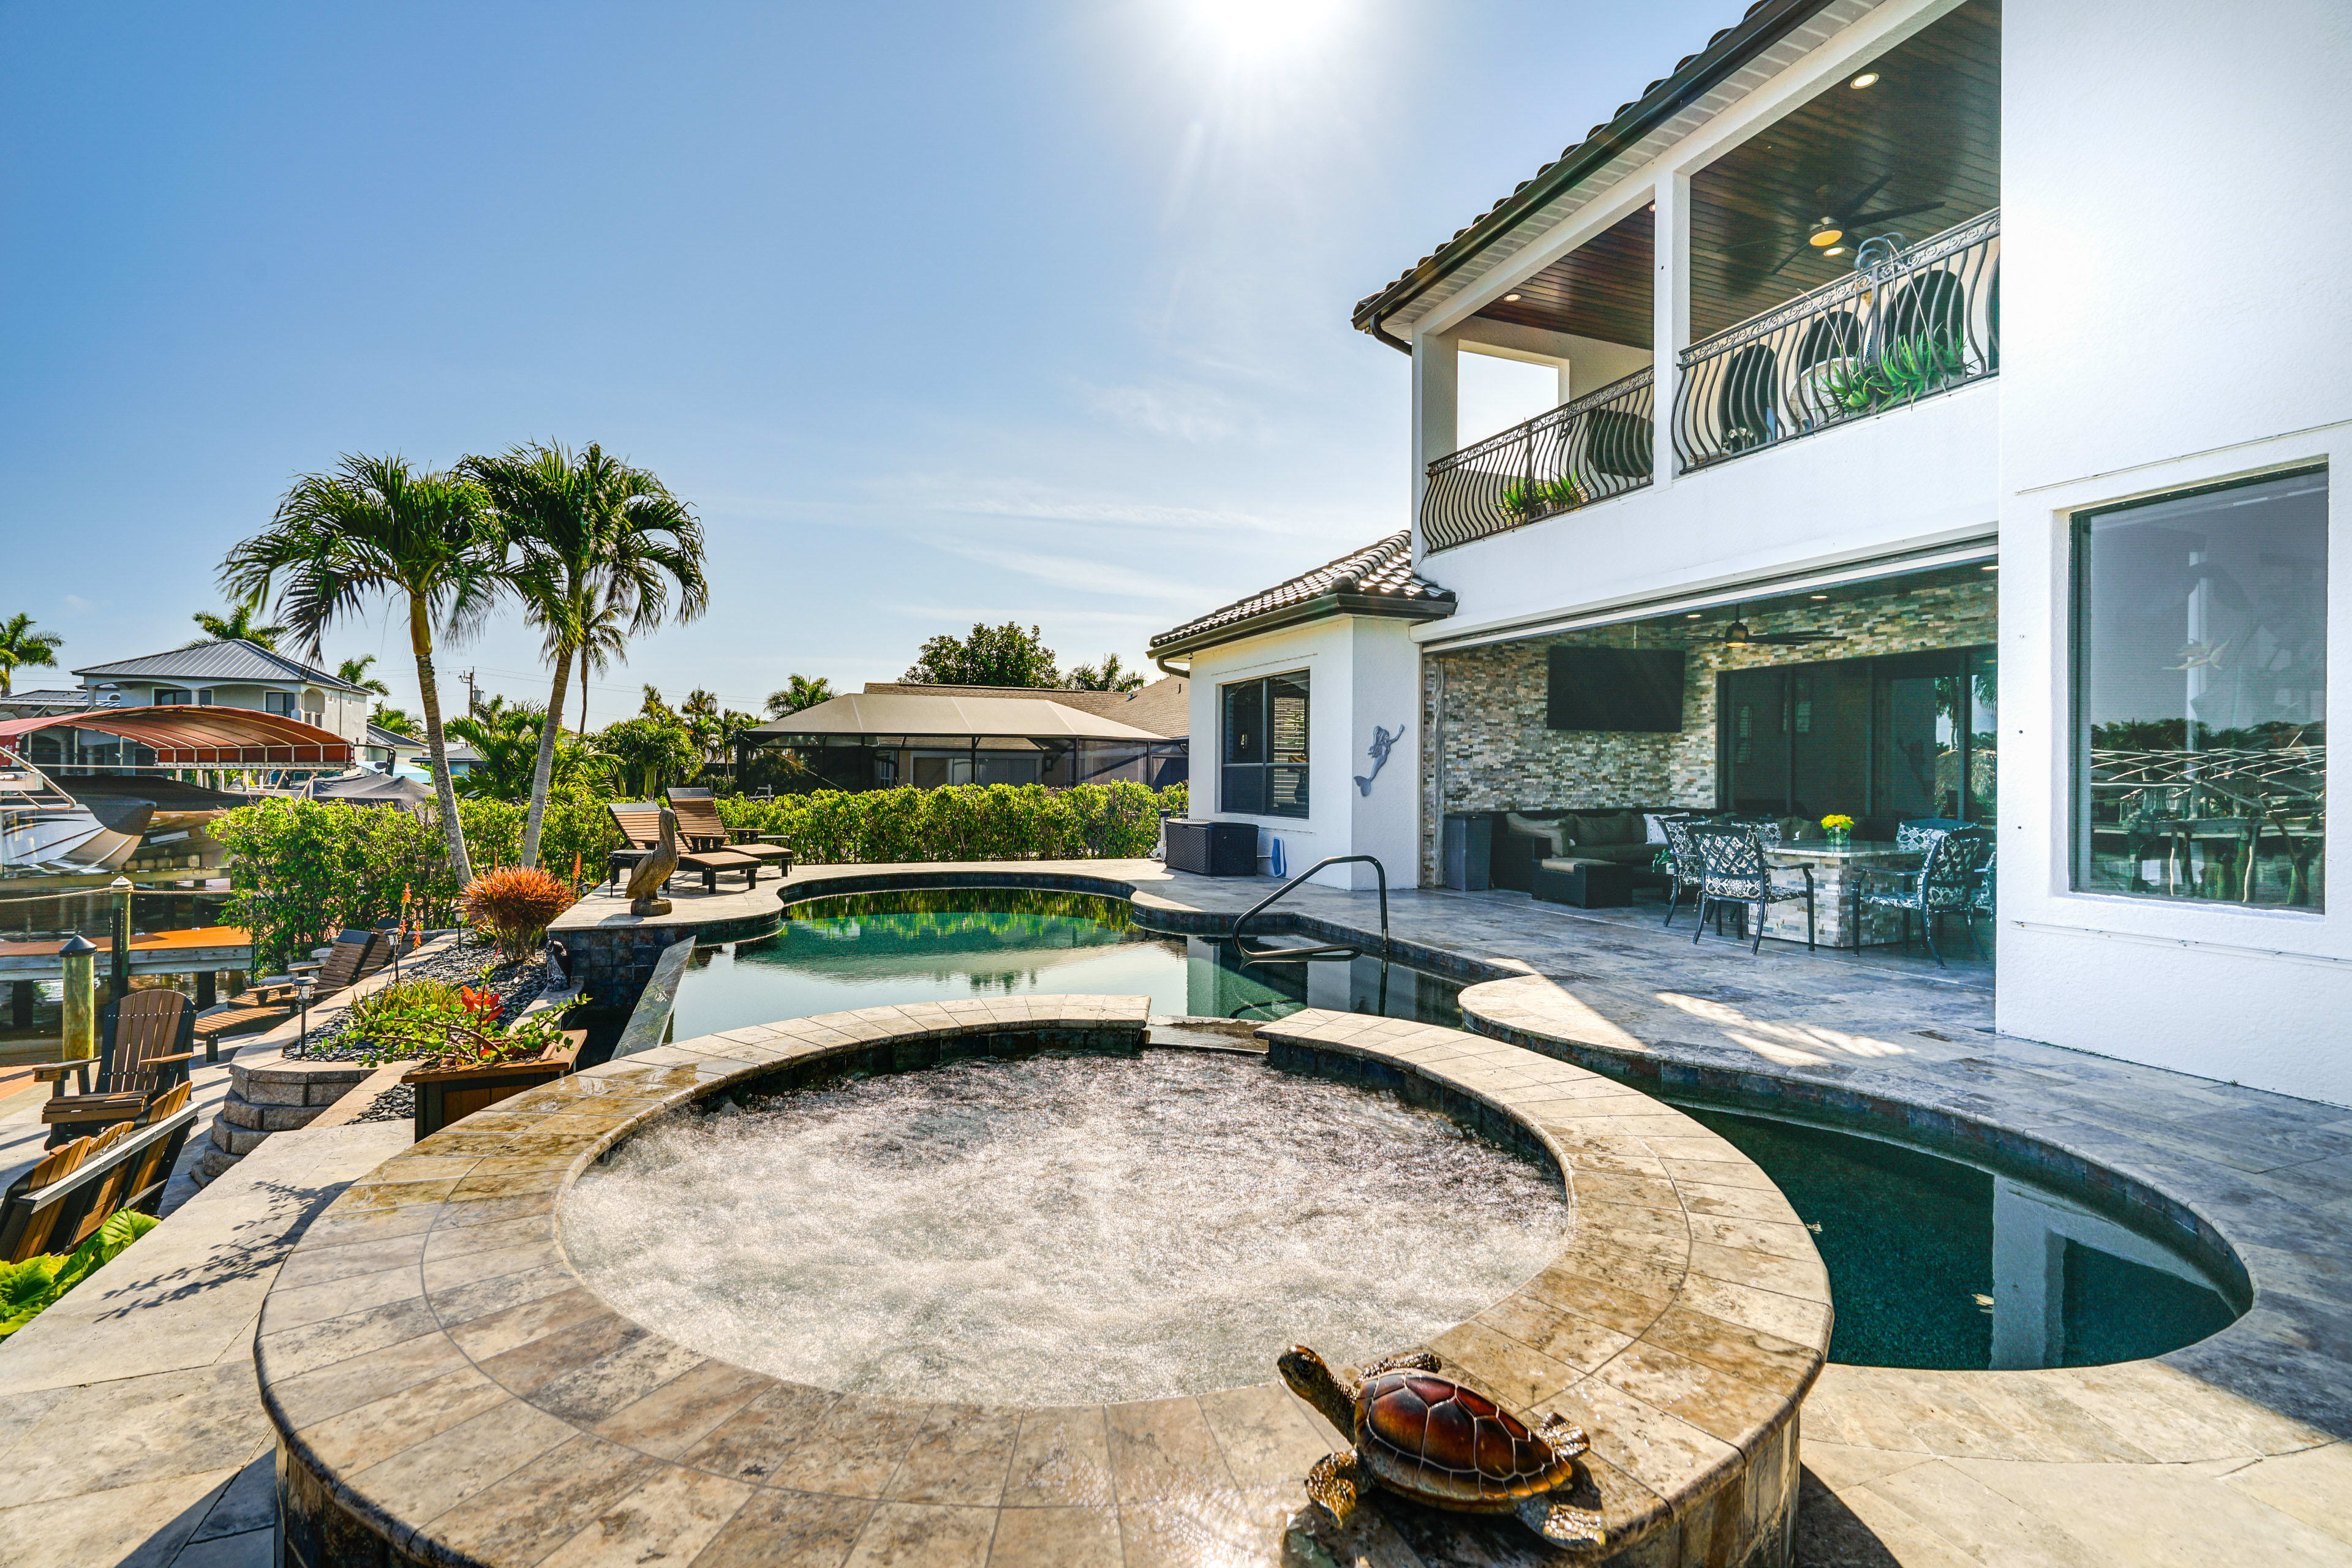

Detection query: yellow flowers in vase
(1820, 813), (1855, 845)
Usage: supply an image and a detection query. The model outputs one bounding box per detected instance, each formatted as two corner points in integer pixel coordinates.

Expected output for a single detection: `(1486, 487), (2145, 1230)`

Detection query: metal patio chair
(1863, 829), (1993, 966)
(1658, 815), (1708, 929)
(1687, 823), (1815, 954)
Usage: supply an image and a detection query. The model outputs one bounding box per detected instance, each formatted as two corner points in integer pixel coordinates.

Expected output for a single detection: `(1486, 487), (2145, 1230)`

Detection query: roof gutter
(1352, 0), (1840, 351)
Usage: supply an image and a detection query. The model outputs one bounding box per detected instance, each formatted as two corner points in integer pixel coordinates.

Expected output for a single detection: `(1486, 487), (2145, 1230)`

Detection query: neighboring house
(361, 723), (426, 773)
(1152, 0), (2348, 1106)
(70, 639), (372, 744)
(737, 681), (1186, 791)
(0, 689), (90, 722)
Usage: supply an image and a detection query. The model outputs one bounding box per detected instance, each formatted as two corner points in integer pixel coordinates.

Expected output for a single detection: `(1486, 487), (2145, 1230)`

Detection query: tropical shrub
(344, 978), (472, 1057)
(0, 1210), (159, 1340)
(353, 982), (578, 1066)
(463, 865), (573, 961)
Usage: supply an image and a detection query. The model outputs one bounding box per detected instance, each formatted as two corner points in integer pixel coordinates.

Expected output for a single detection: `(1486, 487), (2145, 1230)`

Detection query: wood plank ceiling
(1474, 0), (2000, 350)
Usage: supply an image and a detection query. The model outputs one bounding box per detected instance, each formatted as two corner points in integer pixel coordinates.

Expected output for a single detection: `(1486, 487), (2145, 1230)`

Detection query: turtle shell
(1353, 1371), (1575, 1507)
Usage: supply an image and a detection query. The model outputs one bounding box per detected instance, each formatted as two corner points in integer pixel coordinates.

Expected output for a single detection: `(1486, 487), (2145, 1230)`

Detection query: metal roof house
(70, 639), (372, 746)
(737, 683), (1188, 793)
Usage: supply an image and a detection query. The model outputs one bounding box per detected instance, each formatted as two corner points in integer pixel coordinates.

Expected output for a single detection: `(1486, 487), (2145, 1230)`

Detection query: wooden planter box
(402, 1035), (583, 1140)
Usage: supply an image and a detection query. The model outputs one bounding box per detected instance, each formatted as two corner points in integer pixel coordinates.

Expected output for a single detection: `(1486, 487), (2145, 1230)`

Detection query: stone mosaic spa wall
(1418, 575), (1996, 881)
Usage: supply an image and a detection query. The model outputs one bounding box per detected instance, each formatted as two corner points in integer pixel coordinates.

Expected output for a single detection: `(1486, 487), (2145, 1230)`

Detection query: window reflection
(2073, 467), (2327, 908)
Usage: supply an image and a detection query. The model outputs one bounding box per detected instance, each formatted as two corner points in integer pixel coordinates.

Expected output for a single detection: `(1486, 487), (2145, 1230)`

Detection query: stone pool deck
(753, 859), (2352, 1564)
(258, 997), (1826, 1568)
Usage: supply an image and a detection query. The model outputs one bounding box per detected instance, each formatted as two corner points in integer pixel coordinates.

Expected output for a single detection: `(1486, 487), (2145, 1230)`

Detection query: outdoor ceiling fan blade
(1849, 200), (1943, 225)
(1838, 173), (1895, 217)
(1762, 239), (1814, 277)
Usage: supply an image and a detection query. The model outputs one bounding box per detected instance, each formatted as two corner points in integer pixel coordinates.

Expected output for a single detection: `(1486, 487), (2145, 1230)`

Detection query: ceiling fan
(1727, 176), (1947, 277)
(1686, 615), (1845, 648)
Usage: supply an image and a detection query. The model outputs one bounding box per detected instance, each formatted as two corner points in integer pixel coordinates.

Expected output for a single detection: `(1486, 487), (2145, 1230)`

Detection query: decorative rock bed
(257, 997), (1828, 1567)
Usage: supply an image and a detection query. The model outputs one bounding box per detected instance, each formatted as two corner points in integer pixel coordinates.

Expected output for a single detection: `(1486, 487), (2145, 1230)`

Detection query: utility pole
(464, 669), (481, 718)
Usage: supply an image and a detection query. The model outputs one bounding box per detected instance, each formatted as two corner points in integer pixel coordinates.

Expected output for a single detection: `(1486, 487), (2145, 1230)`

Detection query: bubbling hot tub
(260, 999), (1827, 1568)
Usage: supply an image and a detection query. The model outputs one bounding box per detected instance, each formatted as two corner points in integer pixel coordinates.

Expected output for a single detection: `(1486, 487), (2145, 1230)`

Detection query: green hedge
(211, 782), (1188, 968)
(715, 781), (1185, 865)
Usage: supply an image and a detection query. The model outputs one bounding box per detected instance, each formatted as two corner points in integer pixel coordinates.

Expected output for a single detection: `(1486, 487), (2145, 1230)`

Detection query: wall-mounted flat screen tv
(1547, 647), (1685, 732)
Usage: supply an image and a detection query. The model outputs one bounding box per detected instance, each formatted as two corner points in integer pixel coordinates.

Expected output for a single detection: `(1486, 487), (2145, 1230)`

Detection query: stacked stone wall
(1420, 576), (1996, 880)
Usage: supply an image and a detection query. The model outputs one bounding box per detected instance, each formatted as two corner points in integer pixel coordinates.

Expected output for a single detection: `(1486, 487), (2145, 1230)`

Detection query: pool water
(667, 888), (1461, 1039)
(564, 1050), (1567, 1404)
(1679, 1104), (2241, 1370)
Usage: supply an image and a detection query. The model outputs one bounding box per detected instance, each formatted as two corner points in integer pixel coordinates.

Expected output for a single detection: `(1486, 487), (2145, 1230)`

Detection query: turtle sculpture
(1278, 1344), (1605, 1550)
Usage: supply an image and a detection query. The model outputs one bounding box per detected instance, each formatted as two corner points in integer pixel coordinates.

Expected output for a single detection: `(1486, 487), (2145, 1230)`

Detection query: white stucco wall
(1994, 0), (2352, 1104)
(1183, 617), (1425, 891)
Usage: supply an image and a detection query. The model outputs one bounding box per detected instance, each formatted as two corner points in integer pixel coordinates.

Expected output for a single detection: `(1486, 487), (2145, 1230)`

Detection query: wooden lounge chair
(606, 802), (760, 891)
(1, 1136), (98, 1261)
(25, 990), (198, 1147)
(666, 788), (791, 869)
(194, 927), (391, 1060)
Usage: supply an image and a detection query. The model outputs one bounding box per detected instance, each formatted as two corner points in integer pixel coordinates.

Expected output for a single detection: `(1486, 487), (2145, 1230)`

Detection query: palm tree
(186, 603), (290, 650)
(221, 454), (504, 882)
(765, 674), (834, 717)
(336, 654), (392, 699)
(447, 704), (547, 801)
(0, 614), (64, 696)
(463, 442), (707, 867)
(1069, 652), (1145, 692)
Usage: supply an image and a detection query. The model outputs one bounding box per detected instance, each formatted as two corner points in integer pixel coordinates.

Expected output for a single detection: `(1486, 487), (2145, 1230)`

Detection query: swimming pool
(665, 887), (1462, 1040)
(1676, 1103), (2242, 1370)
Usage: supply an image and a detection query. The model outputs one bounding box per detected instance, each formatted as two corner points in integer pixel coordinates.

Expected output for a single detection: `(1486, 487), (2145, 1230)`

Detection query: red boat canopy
(0, 706), (355, 766)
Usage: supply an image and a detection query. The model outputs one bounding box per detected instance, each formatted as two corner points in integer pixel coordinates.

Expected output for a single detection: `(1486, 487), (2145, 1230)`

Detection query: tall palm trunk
(410, 595), (473, 884)
(578, 646), (591, 735)
(520, 643), (573, 867)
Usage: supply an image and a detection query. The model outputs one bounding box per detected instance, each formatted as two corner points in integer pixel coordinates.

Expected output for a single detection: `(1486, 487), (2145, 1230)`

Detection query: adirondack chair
(194, 927), (391, 1060)
(23, 990), (198, 1146)
(606, 802), (760, 891)
(0, 1088), (198, 1262)
(666, 788), (791, 869)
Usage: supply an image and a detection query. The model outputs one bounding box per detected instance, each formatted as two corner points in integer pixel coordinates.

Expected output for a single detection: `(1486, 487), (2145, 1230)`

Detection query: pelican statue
(626, 806), (680, 916)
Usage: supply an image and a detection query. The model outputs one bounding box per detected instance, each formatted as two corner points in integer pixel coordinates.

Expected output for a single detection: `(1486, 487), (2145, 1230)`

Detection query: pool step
(1143, 1016), (1267, 1055)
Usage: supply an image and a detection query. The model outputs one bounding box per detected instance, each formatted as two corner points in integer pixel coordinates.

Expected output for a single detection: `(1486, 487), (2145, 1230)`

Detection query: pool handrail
(1231, 855), (1390, 969)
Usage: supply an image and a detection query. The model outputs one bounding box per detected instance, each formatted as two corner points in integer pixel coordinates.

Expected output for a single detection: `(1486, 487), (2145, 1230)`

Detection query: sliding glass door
(1719, 646), (1996, 834)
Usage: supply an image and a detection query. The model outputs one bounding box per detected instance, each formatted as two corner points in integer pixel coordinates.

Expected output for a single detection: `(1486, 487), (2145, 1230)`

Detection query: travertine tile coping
(257, 995), (1827, 1567)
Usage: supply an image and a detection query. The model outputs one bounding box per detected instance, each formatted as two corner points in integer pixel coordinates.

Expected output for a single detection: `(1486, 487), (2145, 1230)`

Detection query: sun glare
(1188, 0), (1346, 62)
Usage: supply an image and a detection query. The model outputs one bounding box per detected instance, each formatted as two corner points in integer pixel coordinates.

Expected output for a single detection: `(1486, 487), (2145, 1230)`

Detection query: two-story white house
(1153, 0), (2348, 1106)
(69, 640), (373, 744)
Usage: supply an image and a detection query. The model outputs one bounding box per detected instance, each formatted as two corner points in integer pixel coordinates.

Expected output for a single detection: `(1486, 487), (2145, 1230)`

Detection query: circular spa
(259, 1001), (1828, 1568)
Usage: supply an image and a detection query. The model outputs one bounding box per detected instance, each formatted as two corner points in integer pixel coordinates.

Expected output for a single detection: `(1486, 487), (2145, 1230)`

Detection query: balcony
(1417, 211), (1998, 553)
(1419, 368), (1654, 552)
(1674, 209), (1999, 472)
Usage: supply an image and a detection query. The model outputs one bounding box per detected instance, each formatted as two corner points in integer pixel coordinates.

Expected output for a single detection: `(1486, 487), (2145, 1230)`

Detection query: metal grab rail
(1230, 855), (1390, 970)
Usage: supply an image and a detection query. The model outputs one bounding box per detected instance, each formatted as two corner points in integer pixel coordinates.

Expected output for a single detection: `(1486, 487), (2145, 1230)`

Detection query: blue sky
(1, 0), (1744, 726)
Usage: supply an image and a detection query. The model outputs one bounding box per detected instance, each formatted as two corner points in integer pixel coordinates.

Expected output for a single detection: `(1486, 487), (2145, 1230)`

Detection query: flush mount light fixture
(1502, 292), (1521, 302)
(1808, 218), (1845, 249)
(1850, 71), (1879, 88)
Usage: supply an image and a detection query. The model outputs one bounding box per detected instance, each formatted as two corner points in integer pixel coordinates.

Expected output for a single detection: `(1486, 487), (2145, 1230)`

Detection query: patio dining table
(1757, 839), (1924, 951)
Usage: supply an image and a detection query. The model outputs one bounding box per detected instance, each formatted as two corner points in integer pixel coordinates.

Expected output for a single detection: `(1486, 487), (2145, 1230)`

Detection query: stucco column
(1651, 171), (1690, 489)
(1409, 329), (1459, 556)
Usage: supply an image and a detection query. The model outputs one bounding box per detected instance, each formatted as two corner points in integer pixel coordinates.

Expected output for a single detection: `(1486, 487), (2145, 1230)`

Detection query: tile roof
(72, 639), (370, 693)
(1148, 532), (1455, 655)
(1351, 0), (1837, 342)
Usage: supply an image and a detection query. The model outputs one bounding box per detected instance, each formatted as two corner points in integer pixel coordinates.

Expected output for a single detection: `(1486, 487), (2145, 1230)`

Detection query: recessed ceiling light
(1502, 292), (1521, 302)
(1686, 612), (1702, 619)
(1850, 71), (1879, 88)
(1810, 594), (1828, 600)
(1823, 244), (1847, 257)
(1981, 564), (1999, 571)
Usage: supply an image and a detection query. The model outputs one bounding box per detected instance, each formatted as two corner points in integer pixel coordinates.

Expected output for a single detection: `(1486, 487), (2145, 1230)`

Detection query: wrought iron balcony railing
(1419, 366), (1653, 552)
(1673, 209), (1999, 472)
